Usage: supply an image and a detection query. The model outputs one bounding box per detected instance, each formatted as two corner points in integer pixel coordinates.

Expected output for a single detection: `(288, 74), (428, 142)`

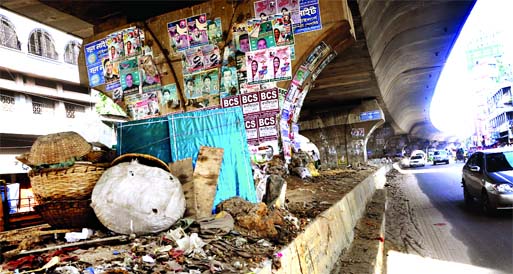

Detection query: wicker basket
(111, 153), (170, 172)
(34, 200), (103, 229)
(29, 162), (109, 203)
(27, 131), (92, 166)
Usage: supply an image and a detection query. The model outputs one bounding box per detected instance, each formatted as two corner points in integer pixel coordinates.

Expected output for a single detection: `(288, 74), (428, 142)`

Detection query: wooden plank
(168, 158), (195, 217)
(192, 146), (224, 219)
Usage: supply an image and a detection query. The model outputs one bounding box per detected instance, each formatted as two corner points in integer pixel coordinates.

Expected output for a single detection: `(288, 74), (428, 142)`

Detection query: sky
(430, 0), (513, 137)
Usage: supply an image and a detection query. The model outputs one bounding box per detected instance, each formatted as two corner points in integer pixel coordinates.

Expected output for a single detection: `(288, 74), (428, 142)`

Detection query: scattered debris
(1, 163), (387, 273)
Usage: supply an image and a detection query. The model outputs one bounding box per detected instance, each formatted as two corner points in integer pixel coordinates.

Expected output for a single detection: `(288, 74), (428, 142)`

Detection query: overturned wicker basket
(34, 200), (103, 229)
(29, 162), (109, 203)
(27, 131), (92, 166)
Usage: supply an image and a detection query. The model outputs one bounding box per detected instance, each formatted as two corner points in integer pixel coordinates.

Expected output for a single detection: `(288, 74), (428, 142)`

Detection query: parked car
(461, 148), (513, 214)
(433, 150), (450, 165)
(409, 154), (426, 167)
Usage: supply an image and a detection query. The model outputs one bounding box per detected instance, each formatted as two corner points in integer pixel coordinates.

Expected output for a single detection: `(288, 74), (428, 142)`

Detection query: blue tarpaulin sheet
(117, 117), (171, 163)
(117, 107), (256, 210)
(168, 107), (256, 208)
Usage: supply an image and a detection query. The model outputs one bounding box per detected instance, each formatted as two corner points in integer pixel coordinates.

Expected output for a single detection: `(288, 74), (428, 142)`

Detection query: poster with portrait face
(220, 66), (239, 98)
(235, 51), (247, 88)
(139, 28), (153, 56)
(267, 46), (292, 82)
(248, 19), (276, 51)
(272, 14), (295, 46)
(207, 17), (223, 45)
(159, 83), (182, 113)
(277, 0), (301, 25)
(233, 22), (249, 53)
(167, 19), (190, 52)
(106, 31), (124, 62)
(124, 92), (159, 120)
(119, 57), (140, 96)
(292, 65), (310, 86)
(201, 68), (220, 96)
(138, 55), (161, 92)
(187, 14), (209, 48)
(183, 70), (219, 110)
(246, 48), (272, 84)
(123, 27), (142, 57)
(185, 47), (204, 73)
(102, 57), (121, 92)
(202, 44), (221, 70)
(222, 40), (236, 66)
(254, 0), (277, 20)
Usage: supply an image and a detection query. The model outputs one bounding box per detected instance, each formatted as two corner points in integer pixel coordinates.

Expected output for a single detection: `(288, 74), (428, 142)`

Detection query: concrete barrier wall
(258, 165), (390, 274)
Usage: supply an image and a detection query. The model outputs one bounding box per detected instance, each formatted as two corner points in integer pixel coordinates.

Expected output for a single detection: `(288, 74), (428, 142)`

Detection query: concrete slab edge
(257, 165), (392, 274)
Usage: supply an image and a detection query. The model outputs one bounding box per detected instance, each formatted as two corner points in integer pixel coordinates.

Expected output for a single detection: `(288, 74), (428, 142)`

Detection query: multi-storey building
(0, 8), (116, 229)
(486, 84), (513, 144)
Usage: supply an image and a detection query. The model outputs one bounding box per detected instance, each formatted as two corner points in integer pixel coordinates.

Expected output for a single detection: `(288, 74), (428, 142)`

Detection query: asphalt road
(389, 161), (512, 274)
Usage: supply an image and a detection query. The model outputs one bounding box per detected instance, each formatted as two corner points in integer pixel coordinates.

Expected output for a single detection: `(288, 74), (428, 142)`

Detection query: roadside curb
(257, 165), (391, 274)
(331, 189), (387, 274)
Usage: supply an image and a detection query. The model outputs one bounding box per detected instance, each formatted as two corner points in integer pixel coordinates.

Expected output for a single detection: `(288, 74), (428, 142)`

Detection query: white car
(433, 150), (450, 165)
(409, 154), (426, 167)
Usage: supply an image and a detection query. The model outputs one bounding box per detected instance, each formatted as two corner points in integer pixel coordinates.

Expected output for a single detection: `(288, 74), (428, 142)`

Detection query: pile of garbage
(0, 196), (303, 273)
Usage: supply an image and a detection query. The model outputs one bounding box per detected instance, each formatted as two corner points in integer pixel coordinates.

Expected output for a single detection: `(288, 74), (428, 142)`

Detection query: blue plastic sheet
(168, 107), (257, 209)
(117, 117), (171, 163)
(117, 107), (257, 210)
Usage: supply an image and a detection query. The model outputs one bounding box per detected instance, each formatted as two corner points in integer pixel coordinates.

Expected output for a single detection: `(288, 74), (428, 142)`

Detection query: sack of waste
(91, 158), (185, 235)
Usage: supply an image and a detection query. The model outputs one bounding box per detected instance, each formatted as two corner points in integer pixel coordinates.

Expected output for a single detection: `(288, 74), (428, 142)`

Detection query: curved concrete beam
(358, 0), (476, 139)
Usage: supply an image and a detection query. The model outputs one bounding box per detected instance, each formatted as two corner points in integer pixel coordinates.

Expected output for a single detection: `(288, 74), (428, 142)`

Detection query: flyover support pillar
(346, 99), (385, 166)
(299, 99), (384, 168)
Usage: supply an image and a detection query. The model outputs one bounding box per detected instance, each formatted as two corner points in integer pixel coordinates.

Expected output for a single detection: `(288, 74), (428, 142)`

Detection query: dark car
(461, 148), (513, 214)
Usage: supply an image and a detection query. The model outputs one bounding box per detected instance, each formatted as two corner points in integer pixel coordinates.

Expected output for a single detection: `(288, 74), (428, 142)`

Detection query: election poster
(268, 46), (292, 82)
(187, 14), (209, 48)
(185, 47), (204, 73)
(119, 57), (140, 96)
(86, 63), (104, 88)
(277, 0), (301, 25)
(254, 0), (277, 20)
(123, 27), (142, 57)
(167, 19), (190, 52)
(106, 31), (124, 61)
(159, 83), (181, 113)
(207, 17), (223, 45)
(124, 92), (160, 120)
(292, 65), (310, 86)
(220, 66), (239, 98)
(272, 14), (294, 46)
(84, 39), (108, 68)
(304, 41), (331, 72)
(248, 19), (276, 51)
(200, 68), (220, 96)
(233, 22), (250, 53)
(246, 48), (272, 84)
(202, 44), (221, 70)
(84, 39), (108, 87)
(138, 55), (161, 93)
(235, 51), (247, 88)
(294, 0), (322, 34)
(102, 57), (121, 92)
(184, 69), (220, 110)
(139, 28), (153, 56)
